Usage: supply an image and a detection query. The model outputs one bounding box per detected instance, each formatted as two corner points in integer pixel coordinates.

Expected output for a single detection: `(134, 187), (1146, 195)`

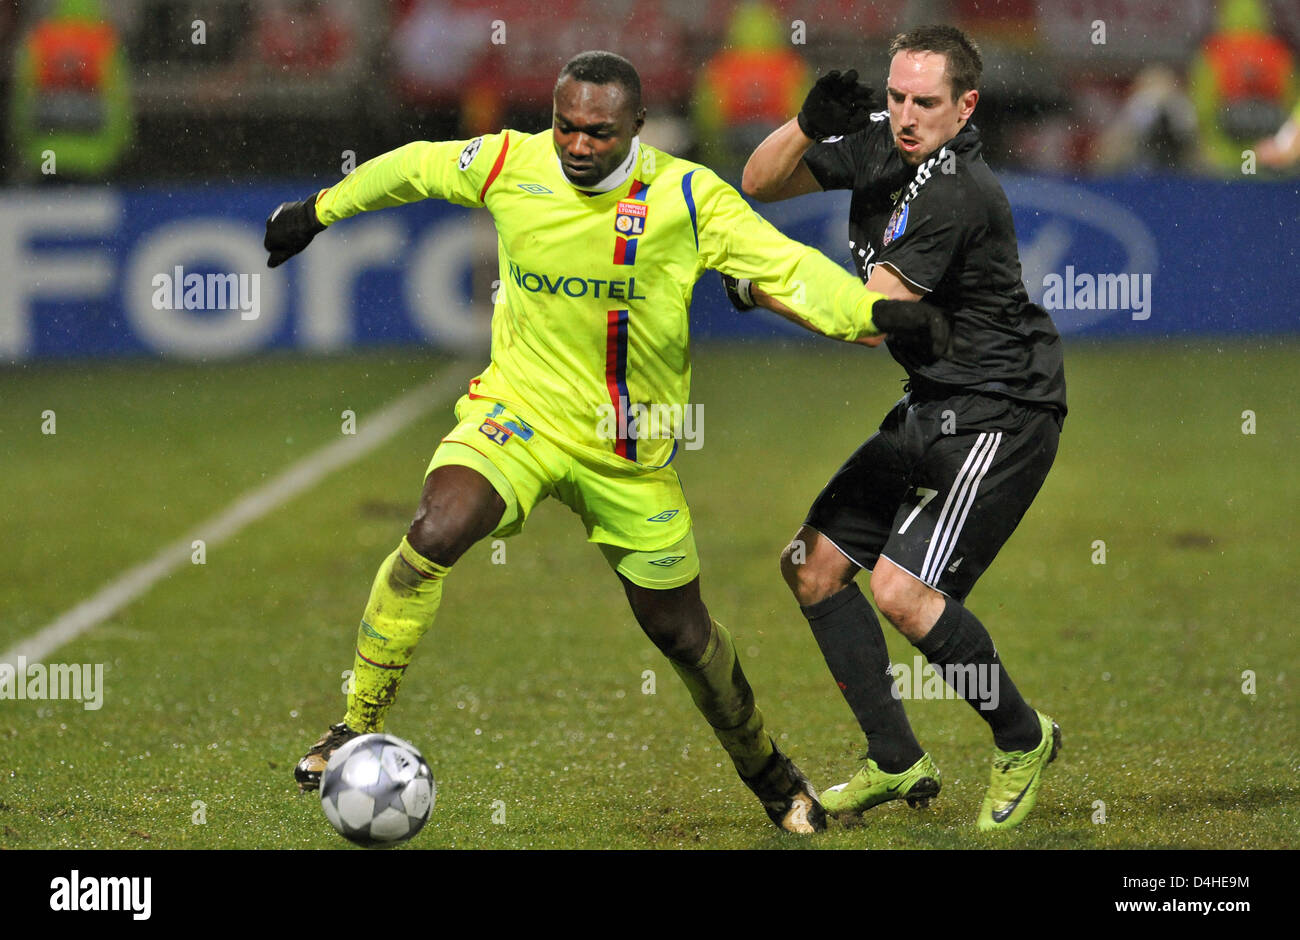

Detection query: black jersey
(804, 115), (1067, 415)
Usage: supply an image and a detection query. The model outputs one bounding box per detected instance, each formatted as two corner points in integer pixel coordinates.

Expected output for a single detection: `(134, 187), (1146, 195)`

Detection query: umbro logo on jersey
(646, 510), (679, 522)
(518, 183), (553, 194)
(648, 555), (686, 567)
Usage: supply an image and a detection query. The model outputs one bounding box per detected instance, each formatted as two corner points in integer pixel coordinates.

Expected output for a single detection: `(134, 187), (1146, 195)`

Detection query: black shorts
(804, 390), (1062, 602)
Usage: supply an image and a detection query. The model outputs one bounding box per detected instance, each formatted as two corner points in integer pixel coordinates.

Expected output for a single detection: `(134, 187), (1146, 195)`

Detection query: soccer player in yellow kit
(265, 51), (922, 833)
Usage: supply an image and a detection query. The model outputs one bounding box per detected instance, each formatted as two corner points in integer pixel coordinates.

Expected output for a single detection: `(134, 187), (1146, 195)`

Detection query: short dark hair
(555, 50), (643, 113)
(888, 25), (982, 100)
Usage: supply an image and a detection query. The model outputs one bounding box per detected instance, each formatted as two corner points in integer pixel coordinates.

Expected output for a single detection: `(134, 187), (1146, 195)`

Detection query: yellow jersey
(315, 130), (881, 471)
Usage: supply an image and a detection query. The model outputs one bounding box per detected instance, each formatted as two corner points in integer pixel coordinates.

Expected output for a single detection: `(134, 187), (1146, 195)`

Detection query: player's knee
(778, 541), (807, 591)
(655, 624), (709, 665)
(406, 465), (504, 565)
(641, 610), (710, 664)
(780, 544), (838, 606)
(405, 511), (479, 567)
(627, 585), (711, 664)
(869, 564), (923, 626)
(779, 542), (797, 580)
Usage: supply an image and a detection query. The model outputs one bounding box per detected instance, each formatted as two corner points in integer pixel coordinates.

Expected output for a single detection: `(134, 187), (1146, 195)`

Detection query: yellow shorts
(426, 395), (699, 589)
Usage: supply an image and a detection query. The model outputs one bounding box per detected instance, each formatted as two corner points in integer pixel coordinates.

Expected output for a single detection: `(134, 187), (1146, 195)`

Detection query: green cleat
(977, 710), (1061, 832)
(821, 752), (941, 817)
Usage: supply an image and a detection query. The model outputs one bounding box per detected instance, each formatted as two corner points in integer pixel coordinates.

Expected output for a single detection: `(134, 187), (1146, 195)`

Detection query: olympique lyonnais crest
(883, 202), (909, 246)
(478, 417), (513, 445)
(615, 200), (647, 235)
(613, 199), (648, 265)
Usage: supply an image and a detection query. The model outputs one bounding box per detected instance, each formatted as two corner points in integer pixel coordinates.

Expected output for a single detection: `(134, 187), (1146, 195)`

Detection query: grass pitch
(0, 340), (1295, 850)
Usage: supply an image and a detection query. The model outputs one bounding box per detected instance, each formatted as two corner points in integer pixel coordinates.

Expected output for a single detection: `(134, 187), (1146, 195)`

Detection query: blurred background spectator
(3, 0), (1300, 182)
(692, 1), (809, 178)
(1092, 65), (1199, 174)
(391, 0), (497, 139)
(1188, 0), (1296, 174)
(1256, 93), (1300, 163)
(7, 0), (132, 182)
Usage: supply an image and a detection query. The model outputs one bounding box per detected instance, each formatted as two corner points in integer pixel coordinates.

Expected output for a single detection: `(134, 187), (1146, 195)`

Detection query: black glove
(265, 193), (327, 268)
(871, 299), (952, 359)
(797, 69), (877, 141)
(720, 272), (755, 311)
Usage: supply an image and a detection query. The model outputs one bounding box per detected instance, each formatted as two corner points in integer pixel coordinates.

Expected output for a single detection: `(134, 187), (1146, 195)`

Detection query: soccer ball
(319, 733), (435, 847)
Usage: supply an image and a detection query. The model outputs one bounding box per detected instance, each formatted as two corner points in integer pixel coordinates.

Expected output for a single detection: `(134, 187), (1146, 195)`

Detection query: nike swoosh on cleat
(991, 774), (1038, 823)
(886, 782), (903, 793)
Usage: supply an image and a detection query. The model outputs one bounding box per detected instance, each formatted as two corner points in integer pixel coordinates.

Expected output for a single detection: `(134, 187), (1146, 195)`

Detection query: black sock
(914, 597), (1041, 752)
(801, 582), (924, 773)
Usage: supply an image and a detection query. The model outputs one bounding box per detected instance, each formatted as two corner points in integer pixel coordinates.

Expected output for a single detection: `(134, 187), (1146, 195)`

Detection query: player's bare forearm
(866, 263), (926, 302)
(750, 284), (885, 346)
(742, 120), (823, 202)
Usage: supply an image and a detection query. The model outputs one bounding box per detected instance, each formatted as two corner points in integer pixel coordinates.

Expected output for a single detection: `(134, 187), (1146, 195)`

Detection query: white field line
(2, 363), (475, 666)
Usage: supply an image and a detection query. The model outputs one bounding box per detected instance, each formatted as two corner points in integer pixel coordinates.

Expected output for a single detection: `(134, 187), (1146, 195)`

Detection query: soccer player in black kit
(737, 24), (1067, 830)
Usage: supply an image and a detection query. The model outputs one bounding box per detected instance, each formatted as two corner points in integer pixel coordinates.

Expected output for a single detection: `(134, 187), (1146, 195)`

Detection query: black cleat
(741, 738), (828, 833)
(294, 721), (361, 792)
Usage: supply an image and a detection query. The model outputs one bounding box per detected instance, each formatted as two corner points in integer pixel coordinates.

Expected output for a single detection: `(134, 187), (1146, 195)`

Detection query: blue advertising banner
(1, 173), (1295, 361)
(705, 173), (1299, 340)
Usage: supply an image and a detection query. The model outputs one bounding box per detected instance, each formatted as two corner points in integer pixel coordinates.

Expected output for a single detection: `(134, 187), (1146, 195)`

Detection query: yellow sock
(669, 619), (774, 778)
(343, 537), (449, 732)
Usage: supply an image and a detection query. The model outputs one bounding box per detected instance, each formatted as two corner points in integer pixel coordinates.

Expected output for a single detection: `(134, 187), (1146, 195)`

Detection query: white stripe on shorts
(920, 431), (1002, 584)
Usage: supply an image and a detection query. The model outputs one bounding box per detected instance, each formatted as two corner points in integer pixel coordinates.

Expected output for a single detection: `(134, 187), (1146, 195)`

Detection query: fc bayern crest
(883, 203), (909, 246)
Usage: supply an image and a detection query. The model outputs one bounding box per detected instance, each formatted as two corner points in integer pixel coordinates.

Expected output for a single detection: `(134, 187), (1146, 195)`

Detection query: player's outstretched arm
(264, 133), (509, 267)
(721, 272), (883, 347)
(698, 169), (890, 344)
(714, 227), (948, 356)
